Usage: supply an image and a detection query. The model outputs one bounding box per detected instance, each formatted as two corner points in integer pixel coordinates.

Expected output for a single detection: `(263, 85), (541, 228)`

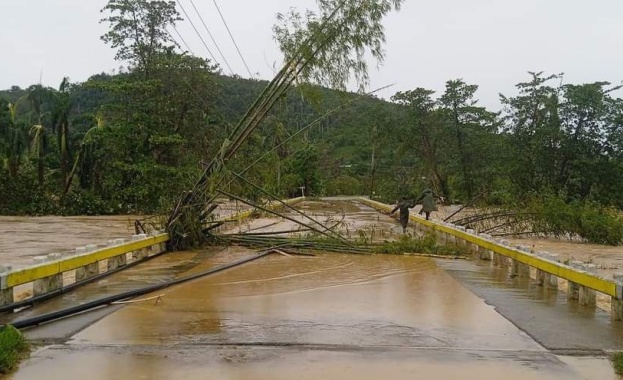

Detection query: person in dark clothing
(414, 188), (442, 221)
(390, 197), (415, 233)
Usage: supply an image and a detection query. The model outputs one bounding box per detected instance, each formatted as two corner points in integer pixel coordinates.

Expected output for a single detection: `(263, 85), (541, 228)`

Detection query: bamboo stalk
(229, 170), (349, 243)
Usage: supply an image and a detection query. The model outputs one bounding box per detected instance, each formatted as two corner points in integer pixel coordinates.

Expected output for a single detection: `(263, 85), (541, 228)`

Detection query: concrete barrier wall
(0, 233), (168, 308)
(359, 197), (623, 320)
(0, 196), (306, 310)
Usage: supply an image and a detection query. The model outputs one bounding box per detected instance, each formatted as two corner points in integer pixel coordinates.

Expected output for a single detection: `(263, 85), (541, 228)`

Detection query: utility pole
(369, 124), (377, 197)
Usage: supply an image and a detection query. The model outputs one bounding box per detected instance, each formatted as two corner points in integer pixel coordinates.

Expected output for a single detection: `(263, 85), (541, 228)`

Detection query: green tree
(51, 78), (73, 191)
(391, 88), (451, 198)
(500, 72), (563, 194)
(5, 102), (29, 178)
(29, 124), (49, 187)
(100, 0), (182, 78)
(273, 0), (404, 92)
(439, 79), (497, 200)
(288, 144), (320, 196)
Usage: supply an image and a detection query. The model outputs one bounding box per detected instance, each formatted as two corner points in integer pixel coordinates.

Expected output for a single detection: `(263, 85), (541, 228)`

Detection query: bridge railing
(359, 197), (623, 321)
(0, 197), (305, 311)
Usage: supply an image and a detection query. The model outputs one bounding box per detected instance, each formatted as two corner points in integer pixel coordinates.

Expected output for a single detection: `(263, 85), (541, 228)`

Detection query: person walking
(415, 188), (442, 221)
(389, 197), (415, 233)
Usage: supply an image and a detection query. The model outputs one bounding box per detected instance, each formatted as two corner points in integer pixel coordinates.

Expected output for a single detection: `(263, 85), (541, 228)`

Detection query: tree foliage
(100, 0), (181, 77)
(2, 1), (623, 246)
(273, 0), (404, 91)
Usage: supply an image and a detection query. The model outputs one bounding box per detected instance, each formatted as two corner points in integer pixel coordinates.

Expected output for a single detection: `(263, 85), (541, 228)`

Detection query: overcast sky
(1, 0), (622, 110)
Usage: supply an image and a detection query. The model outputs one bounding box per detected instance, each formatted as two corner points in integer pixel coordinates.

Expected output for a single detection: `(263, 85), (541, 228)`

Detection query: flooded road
(3, 198), (623, 379)
(7, 253), (620, 379)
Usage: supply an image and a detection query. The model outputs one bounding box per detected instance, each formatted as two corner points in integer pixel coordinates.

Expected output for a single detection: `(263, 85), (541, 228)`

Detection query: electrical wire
(170, 25), (195, 55)
(211, 0), (254, 78)
(187, 0), (234, 75)
(175, 0), (219, 65)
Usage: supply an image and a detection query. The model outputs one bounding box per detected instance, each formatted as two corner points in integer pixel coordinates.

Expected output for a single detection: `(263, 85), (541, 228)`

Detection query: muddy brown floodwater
(7, 251), (620, 380)
(0, 199), (249, 269)
(0, 215), (139, 268)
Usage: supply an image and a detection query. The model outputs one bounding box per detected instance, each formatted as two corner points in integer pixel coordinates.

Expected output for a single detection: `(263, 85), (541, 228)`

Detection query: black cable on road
(3, 248), (282, 330)
(0, 249), (170, 315)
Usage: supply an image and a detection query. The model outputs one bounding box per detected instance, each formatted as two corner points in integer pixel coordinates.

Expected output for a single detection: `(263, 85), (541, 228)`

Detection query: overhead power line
(211, 0), (255, 78)
(170, 25), (195, 55)
(175, 0), (219, 66)
(187, 0), (234, 75)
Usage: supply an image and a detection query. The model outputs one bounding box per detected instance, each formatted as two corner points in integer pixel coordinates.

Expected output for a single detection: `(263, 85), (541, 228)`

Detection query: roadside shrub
(62, 189), (116, 215)
(0, 325), (29, 374)
(323, 175), (363, 196)
(378, 232), (468, 256)
(611, 352), (623, 375)
(529, 196), (623, 245)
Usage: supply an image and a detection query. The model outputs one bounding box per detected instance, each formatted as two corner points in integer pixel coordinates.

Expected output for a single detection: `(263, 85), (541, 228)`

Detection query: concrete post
(33, 274), (63, 296)
(568, 282), (580, 301)
(498, 254), (509, 267)
(0, 288), (13, 307)
(477, 246), (490, 260)
(456, 237), (467, 251)
(448, 234), (457, 245)
(491, 252), (500, 266)
(132, 248), (148, 261)
(75, 262), (100, 282)
(511, 259), (530, 278)
(437, 232), (446, 245)
(0, 265), (13, 306)
(465, 229), (477, 255)
(544, 273), (558, 290)
(613, 299), (623, 321)
(612, 274), (623, 321)
(567, 261), (584, 302)
(108, 254), (127, 271)
(579, 286), (597, 307)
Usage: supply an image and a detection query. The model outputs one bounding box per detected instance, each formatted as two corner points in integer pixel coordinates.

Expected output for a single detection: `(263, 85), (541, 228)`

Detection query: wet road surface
(436, 259), (623, 352)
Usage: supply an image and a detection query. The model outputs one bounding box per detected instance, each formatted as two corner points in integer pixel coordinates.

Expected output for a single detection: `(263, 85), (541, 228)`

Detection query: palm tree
(65, 110), (106, 195)
(5, 102), (28, 178)
(52, 78), (72, 191)
(29, 124), (49, 186)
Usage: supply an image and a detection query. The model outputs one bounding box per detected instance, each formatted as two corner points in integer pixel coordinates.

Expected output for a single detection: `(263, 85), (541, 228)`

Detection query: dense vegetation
(1, 0), (622, 243)
(0, 326), (29, 374)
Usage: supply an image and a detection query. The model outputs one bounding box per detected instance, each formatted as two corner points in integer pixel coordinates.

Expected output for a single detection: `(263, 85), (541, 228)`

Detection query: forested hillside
(2, 71), (623, 213)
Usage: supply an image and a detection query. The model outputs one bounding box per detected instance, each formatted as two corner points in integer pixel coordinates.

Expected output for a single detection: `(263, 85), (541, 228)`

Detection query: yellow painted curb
(6, 234), (169, 288)
(359, 197), (619, 298)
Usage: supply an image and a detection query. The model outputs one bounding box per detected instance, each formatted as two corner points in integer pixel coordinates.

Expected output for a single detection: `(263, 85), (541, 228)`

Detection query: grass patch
(377, 233), (469, 256)
(611, 352), (623, 375)
(0, 325), (30, 374)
